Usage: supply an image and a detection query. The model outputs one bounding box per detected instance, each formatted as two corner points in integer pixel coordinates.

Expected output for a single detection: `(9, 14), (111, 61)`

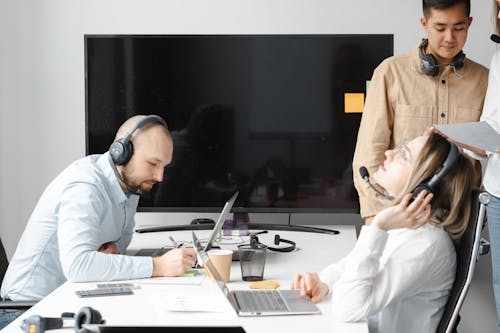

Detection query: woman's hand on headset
(291, 272), (329, 303)
(371, 190), (433, 231)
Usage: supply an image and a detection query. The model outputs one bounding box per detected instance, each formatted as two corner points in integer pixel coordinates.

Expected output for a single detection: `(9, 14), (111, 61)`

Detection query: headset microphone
(491, 34), (500, 44)
(108, 155), (144, 196)
(359, 166), (395, 201)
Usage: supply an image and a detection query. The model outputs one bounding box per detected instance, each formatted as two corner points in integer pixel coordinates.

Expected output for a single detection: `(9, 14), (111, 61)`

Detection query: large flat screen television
(85, 34), (393, 213)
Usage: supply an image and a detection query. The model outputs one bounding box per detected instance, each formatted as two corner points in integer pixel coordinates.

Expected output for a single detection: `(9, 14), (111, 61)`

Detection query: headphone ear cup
(250, 235), (260, 246)
(452, 51), (465, 70)
(109, 139), (133, 165)
(419, 40), (439, 76)
(274, 234), (280, 246)
(420, 53), (439, 76)
(412, 183), (434, 201)
(74, 306), (104, 333)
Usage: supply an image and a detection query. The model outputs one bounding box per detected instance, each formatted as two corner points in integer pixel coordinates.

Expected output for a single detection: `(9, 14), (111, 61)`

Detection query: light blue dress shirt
(1, 153), (153, 301)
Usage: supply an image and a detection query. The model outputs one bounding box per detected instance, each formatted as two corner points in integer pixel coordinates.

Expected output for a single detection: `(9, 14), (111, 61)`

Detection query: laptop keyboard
(235, 290), (289, 312)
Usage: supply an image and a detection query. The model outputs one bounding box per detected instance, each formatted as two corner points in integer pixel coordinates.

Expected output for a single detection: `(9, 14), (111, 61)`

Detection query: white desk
(4, 225), (367, 333)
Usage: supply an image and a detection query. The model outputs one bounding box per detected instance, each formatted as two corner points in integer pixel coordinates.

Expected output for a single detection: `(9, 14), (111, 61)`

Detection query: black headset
(412, 141), (460, 200)
(109, 115), (168, 165)
(250, 231), (296, 252)
(419, 39), (465, 76)
(21, 306), (104, 333)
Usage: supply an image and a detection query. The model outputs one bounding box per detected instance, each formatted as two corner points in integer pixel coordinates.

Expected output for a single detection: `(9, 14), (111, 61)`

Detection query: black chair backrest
(0, 238), (8, 287)
(436, 189), (489, 333)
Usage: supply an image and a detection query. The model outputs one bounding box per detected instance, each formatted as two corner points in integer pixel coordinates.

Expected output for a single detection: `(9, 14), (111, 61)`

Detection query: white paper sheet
(433, 121), (500, 153)
(155, 287), (232, 313)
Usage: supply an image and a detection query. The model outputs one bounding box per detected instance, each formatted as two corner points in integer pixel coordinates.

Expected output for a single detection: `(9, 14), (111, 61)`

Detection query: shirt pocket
(454, 107), (482, 122)
(393, 104), (433, 144)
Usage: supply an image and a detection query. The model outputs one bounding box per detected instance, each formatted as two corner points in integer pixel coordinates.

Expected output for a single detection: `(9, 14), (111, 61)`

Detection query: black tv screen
(85, 34), (393, 212)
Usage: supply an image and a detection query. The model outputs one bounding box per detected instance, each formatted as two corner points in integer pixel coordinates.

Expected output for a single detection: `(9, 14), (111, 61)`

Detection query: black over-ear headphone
(412, 142), (460, 200)
(74, 306), (105, 333)
(419, 39), (465, 76)
(21, 306), (104, 333)
(109, 115), (168, 165)
(250, 231), (296, 252)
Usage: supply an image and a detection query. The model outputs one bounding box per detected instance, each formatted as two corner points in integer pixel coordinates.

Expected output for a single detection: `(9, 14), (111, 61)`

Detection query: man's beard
(121, 166), (152, 194)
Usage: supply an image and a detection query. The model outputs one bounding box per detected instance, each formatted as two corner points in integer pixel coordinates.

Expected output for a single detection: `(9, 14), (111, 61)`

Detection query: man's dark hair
(423, 0), (470, 18)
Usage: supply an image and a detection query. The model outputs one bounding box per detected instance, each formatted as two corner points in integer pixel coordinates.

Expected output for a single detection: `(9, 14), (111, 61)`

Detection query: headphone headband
(249, 232), (296, 253)
(413, 141), (460, 199)
(121, 115), (168, 144)
(426, 142), (460, 188)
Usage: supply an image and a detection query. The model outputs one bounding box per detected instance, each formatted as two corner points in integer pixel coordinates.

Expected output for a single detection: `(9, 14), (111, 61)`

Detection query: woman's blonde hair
(399, 132), (480, 241)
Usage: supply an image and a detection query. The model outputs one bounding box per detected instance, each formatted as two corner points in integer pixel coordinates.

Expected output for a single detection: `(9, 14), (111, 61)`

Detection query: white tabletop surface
(4, 225), (368, 333)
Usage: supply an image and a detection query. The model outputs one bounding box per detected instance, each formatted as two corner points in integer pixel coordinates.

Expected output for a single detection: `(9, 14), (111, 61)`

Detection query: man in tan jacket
(353, 0), (488, 222)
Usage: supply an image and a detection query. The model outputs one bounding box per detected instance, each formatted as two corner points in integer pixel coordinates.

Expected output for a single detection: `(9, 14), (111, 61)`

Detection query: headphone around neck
(412, 142), (460, 200)
(109, 115), (168, 165)
(250, 231), (296, 252)
(419, 39), (465, 76)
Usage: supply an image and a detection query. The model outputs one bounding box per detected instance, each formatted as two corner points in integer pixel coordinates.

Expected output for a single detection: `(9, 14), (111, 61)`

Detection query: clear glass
(238, 244), (267, 281)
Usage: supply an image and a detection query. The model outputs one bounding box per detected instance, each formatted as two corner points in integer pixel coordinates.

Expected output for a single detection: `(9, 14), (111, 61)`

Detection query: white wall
(1, 0), (495, 256)
(0, 0), (497, 330)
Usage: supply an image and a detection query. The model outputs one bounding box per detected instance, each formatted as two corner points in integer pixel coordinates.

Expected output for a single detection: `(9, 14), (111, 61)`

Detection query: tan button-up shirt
(353, 46), (488, 218)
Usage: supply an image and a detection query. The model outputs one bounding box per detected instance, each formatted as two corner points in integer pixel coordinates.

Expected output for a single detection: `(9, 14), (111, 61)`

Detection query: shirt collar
(97, 152), (129, 205)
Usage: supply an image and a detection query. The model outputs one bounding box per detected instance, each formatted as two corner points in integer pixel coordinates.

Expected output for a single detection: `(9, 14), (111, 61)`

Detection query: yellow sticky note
(344, 93), (365, 113)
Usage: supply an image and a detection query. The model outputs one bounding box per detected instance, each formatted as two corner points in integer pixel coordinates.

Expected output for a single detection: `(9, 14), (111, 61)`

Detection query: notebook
(192, 232), (321, 316)
(134, 192), (238, 257)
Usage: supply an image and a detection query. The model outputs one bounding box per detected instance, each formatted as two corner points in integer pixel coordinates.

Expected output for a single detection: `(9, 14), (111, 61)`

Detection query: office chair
(436, 189), (490, 333)
(0, 237), (37, 309)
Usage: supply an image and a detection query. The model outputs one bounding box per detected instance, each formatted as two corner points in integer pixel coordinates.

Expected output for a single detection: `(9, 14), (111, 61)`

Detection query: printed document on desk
(155, 286), (233, 313)
(161, 293), (230, 312)
(433, 121), (500, 153)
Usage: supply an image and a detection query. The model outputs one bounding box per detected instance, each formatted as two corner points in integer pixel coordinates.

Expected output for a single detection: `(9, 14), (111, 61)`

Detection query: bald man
(1, 115), (195, 302)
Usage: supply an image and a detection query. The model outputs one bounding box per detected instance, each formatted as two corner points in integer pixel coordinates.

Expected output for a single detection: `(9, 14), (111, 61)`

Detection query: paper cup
(205, 249), (233, 283)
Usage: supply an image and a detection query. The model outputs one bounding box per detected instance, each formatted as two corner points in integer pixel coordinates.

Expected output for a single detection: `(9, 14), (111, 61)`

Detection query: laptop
(134, 192), (238, 257)
(192, 232), (321, 316)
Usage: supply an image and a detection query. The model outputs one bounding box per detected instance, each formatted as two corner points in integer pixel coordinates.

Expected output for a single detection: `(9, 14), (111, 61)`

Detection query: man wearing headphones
(1, 115), (195, 303)
(352, 0), (488, 223)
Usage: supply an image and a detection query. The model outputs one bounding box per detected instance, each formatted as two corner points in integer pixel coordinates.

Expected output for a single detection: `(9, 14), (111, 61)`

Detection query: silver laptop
(134, 192), (238, 256)
(192, 232), (321, 316)
(204, 192), (238, 252)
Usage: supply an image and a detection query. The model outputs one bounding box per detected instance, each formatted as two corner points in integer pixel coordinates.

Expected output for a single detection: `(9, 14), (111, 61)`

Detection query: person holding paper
(292, 131), (479, 333)
(472, 2), (500, 330)
(352, 0), (488, 223)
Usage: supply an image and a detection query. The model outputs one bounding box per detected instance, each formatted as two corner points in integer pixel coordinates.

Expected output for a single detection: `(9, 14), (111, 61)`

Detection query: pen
(169, 236), (178, 247)
(176, 242), (184, 248)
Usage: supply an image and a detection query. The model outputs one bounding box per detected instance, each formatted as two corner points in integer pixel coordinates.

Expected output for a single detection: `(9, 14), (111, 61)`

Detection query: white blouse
(319, 224), (455, 333)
